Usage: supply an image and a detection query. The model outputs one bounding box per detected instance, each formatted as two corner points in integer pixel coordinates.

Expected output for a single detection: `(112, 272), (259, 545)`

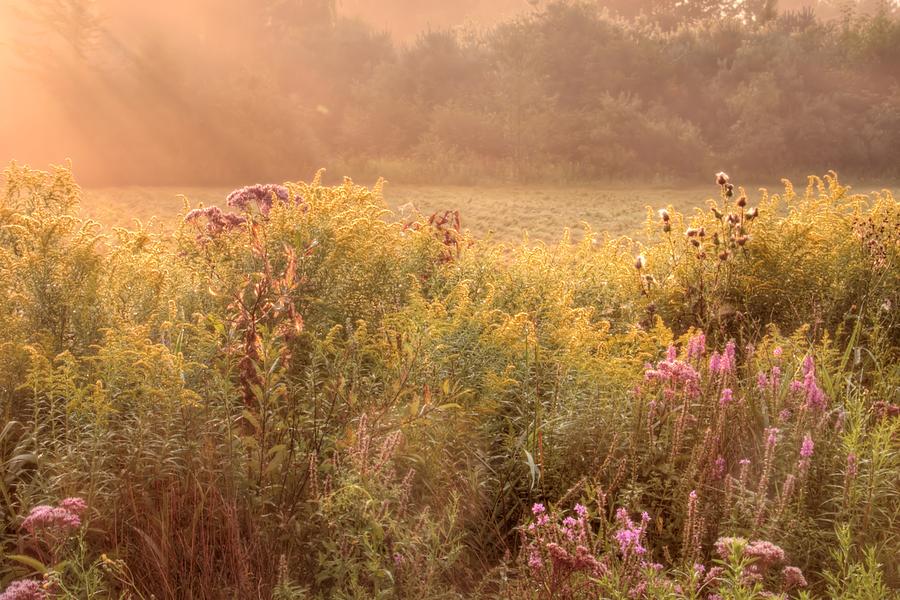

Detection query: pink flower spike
(800, 434), (814, 459)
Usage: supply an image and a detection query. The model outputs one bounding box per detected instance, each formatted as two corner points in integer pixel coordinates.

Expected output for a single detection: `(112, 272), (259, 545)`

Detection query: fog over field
(1, 0), (898, 187)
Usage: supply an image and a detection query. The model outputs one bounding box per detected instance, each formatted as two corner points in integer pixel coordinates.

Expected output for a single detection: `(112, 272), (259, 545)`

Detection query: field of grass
(81, 180), (900, 242)
(4, 166), (898, 599)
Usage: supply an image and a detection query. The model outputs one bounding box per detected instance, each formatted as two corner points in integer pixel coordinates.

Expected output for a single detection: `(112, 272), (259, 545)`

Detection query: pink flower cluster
(184, 205), (247, 235)
(686, 332), (706, 361)
(524, 502), (605, 579)
(0, 580), (47, 600)
(21, 497), (87, 536)
(756, 365), (781, 391)
(708, 340), (736, 377)
(226, 184), (292, 216)
(614, 508), (650, 559)
(789, 355), (827, 411)
(712, 536), (805, 590)
(644, 348), (701, 398)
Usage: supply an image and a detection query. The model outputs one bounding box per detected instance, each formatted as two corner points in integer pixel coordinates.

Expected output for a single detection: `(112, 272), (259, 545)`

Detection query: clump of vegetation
(0, 163), (897, 598)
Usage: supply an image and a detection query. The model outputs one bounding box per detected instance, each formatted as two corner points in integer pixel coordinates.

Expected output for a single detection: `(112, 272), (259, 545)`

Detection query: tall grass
(0, 164), (897, 599)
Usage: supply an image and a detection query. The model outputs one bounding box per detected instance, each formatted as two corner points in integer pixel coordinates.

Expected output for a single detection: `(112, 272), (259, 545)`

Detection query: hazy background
(0, 0), (898, 186)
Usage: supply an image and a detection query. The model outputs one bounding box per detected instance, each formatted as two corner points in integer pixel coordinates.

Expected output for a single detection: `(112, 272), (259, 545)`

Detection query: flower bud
(659, 209), (670, 223)
(635, 255), (647, 270)
(716, 172), (730, 186)
(737, 195), (747, 208)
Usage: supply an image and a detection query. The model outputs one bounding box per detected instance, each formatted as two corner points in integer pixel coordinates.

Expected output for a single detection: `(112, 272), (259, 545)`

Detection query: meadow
(80, 181), (898, 242)
(1, 163), (897, 599)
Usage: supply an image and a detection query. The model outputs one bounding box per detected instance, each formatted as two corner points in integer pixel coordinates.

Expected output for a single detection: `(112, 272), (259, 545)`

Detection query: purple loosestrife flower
(800, 435), (814, 459)
(713, 456), (726, 479)
(0, 580), (47, 600)
(574, 503), (587, 518)
(687, 332), (706, 361)
(528, 549), (543, 573)
(720, 388), (734, 407)
(531, 503), (546, 516)
(773, 346), (783, 358)
(723, 341), (736, 372)
(846, 453), (858, 479)
(614, 508), (649, 559)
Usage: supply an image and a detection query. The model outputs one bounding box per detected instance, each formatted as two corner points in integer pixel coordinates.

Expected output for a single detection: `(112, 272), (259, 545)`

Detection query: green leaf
(7, 554), (49, 574)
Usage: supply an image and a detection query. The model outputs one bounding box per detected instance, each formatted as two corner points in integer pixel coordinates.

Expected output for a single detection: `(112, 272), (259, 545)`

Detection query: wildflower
(720, 388), (734, 407)
(799, 435), (814, 459)
(782, 565), (807, 589)
(574, 503), (588, 518)
(709, 341), (736, 377)
(644, 353), (701, 398)
(0, 580), (47, 600)
(744, 540), (785, 569)
(532, 503), (546, 516)
(614, 508), (648, 559)
(778, 408), (792, 422)
(846, 453), (858, 479)
(725, 183), (735, 197)
(746, 206), (759, 220)
(796, 356), (827, 411)
(716, 172), (730, 186)
(659, 208), (671, 223)
(737, 195), (747, 208)
(226, 183), (291, 216)
(527, 549), (543, 573)
(686, 227), (699, 237)
(766, 428), (779, 449)
(773, 346), (783, 358)
(686, 332), (706, 360)
(714, 537), (748, 560)
(713, 456), (726, 479)
(59, 497), (87, 516)
(21, 505), (81, 535)
(635, 254), (647, 270)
